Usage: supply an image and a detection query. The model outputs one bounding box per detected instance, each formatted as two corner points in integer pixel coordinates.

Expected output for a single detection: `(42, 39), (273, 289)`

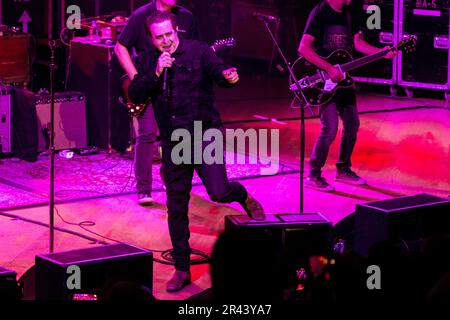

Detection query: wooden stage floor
(0, 92), (448, 300)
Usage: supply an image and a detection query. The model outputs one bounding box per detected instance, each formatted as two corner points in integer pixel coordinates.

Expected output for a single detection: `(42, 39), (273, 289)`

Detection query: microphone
(162, 49), (171, 92)
(253, 12), (277, 22)
(163, 68), (168, 91)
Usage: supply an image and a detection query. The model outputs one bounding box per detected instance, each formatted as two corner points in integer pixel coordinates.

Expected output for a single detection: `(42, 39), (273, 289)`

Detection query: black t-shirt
(303, 1), (362, 56)
(118, 1), (199, 55)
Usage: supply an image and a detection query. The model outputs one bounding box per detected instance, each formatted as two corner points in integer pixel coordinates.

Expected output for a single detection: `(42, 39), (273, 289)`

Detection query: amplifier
(66, 39), (130, 151)
(0, 34), (31, 85)
(0, 85), (12, 153)
(95, 18), (128, 43)
(35, 91), (88, 151)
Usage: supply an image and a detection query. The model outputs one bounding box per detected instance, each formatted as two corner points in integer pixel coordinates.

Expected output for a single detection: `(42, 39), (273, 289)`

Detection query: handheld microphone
(162, 49), (171, 91)
(253, 12), (277, 22)
(163, 68), (168, 91)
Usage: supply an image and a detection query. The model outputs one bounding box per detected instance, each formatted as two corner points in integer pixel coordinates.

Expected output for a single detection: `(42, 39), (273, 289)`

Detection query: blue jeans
(161, 140), (248, 272)
(133, 104), (158, 194)
(309, 90), (360, 177)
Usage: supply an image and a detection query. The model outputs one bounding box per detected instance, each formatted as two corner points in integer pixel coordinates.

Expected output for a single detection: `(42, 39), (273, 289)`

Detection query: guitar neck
(341, 49), (389, 73)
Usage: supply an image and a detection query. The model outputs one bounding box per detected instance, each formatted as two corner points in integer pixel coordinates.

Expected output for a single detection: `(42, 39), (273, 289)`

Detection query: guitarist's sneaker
(306, 175), (335, 192)
(335, 169), (367, 185)
(137, 193), (154, 205)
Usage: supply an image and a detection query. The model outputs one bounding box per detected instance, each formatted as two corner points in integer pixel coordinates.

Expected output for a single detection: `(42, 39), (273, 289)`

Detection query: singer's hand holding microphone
(156, 51), (175, 77)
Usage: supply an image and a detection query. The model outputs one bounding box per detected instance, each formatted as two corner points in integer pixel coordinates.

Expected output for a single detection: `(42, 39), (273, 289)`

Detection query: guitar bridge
(289, 77), (311, 91)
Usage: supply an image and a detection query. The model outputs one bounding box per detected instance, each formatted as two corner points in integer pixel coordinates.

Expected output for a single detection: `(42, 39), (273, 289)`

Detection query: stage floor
(0, 91), (449, 300)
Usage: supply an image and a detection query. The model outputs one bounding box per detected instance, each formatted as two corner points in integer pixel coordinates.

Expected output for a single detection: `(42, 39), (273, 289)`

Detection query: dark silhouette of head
(210, 228), (290, 301)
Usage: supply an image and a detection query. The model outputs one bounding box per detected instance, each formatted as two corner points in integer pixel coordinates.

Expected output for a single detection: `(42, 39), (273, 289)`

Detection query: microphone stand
(48, 39), (58, 253)
(258, 18), (312, 214)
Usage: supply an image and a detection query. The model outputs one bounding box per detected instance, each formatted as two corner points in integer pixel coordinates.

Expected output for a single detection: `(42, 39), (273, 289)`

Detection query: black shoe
(137, 192), (154, 205)
(166, 270), (191, 292)
(242, 194), (265, 221)
(306, 175), (335, 192)
(336, 169), (367, 185)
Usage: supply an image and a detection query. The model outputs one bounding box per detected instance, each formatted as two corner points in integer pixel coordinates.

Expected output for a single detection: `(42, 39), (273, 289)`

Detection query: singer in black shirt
(115, 0), (199, 206)
(129, 11), (265, 293)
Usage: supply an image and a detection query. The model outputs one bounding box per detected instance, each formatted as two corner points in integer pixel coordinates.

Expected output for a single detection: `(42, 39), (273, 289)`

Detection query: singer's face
(150, 20), (179, 54)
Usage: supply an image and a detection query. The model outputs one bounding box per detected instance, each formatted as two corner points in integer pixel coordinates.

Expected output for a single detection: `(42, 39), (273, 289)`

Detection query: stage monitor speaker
(355, 194), (450, 257)
(0, 266), (21, 300)
(225, 213), (332, 270)
(35, 243), (153, 300)
(35, 91), (87, 152)
(0, 85), (12, 154)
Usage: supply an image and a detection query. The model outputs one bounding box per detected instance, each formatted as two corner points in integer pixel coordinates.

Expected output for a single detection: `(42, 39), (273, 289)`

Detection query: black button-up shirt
(128, 39), (235, 141)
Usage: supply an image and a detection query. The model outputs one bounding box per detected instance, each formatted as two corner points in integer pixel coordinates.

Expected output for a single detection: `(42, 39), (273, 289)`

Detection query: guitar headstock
(211, 37), (236, 52)
(395, 36), (417, 54)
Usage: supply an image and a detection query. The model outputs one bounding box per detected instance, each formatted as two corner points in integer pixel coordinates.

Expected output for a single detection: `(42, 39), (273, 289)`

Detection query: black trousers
(161, 140), (248, 271)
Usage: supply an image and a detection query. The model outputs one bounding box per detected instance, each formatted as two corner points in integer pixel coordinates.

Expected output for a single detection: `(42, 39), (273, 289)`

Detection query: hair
(146, 11), (178, 35)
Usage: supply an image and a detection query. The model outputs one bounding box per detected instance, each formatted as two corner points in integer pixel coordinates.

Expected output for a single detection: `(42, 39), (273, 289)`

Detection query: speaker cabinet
(0, 34), (31, 85)
(0, 85), (12, 153)
(35, 243), (153, 300)
(0, 266), (21, 300)
(11, 87), (39, 162)
(66, 39), (130, 151)
(225, 213), (332, 269)
(35, 92), (87, 151)
(351, 0), (397, 84)
(355, 194), (450, 257)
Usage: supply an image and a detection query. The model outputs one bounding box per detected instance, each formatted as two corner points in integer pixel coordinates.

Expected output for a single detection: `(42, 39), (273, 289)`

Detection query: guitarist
(114, 0), (199, 205)
(298, 0), (396, 191)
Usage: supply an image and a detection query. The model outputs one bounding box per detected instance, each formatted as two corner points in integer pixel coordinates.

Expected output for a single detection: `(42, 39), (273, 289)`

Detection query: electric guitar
(119, 37), (236, 118)
(289, 37), (416, 107)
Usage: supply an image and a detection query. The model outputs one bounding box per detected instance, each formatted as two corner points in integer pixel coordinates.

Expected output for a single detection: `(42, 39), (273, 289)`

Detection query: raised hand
(156, 52), (175, 77)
